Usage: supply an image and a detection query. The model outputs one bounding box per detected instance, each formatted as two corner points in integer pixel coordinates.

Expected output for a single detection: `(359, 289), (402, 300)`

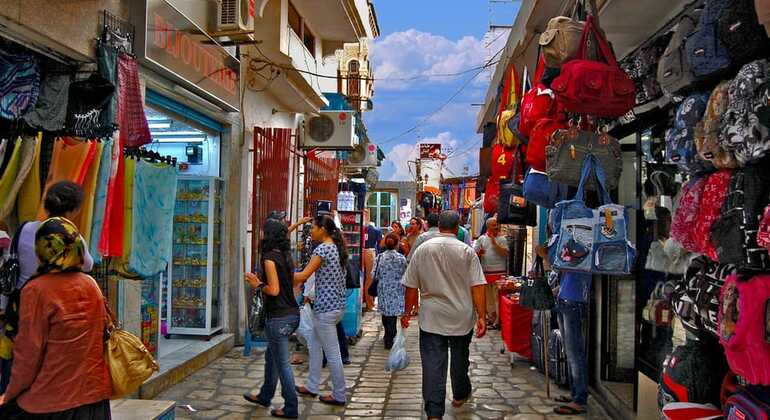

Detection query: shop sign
(133, 0), (240, 112)
(419, 143), (442, 159)
(420, 158), (442, 195)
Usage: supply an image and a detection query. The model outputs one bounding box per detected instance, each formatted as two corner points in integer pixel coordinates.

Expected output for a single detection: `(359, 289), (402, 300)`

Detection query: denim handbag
(523, 168), (568, 209)
(552, 155), (636, 275)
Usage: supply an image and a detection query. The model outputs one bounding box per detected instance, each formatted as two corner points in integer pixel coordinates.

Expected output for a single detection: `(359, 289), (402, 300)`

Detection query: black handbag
(345, 261), (360, 289)
(498, 147), (537, 226)
(519, 256), (555, 310)
(367, 255), (381, 298)
(0, 222), (27, 296)
(248, 288), (266, 335)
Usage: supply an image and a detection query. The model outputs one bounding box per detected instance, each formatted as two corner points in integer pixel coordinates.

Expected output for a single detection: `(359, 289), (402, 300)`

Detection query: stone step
(110, 399), (175, 420)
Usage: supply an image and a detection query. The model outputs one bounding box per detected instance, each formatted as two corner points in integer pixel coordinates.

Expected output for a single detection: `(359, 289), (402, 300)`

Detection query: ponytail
(314, 215), (349, 268)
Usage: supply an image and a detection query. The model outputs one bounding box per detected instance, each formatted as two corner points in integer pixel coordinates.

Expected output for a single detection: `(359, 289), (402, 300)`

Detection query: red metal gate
(305, 150), (340, 215)
(252, 127), (292, 268)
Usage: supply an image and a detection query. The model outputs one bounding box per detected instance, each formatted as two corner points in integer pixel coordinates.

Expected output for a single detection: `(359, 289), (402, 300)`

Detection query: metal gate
(305, 150), (340, 215)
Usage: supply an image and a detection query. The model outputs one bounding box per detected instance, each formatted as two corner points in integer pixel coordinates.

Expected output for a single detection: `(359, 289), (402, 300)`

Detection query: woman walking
(243, 219), (301, 418)
(405, 217), (424, 255)
(387, 221), (410, 255)
(373, 233), (407, 349)
(294, 215), (349, 406)
(0, 217), (111, 419)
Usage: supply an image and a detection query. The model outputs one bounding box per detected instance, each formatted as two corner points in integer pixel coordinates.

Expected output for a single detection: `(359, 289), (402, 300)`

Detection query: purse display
(657, 8), (703, 95)
(519, 256), (555, 311)
(523, 168), (568, 209)
(498, 147), (537, 226)
(551, 155), (635, 275)
(104, 303), (159, 399)
(551, 15), (636, 118)
(526, 116), (568, 172)
(546, 125), (622, 192)
(685, 0), (733, 80)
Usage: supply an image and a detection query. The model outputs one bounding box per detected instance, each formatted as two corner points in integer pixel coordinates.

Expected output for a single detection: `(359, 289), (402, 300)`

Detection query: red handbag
(484, 179), (500, 214)
(551, 15), (636, 118)
(525, 117), (568, 171)
(519, 55), (559, 137)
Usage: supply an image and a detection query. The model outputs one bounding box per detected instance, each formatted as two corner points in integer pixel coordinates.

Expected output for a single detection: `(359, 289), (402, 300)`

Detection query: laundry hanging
(16, 131), (43, 222)
(0, 136), (36, 221)
(37, 137), (96, 220)
(89, 138), (113, 264)
(128, 160), (178, 278)
(72, 141), (105, 242)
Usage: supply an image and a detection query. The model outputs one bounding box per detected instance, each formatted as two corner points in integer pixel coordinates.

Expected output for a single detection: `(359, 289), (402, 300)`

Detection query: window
(347, 60), (360, 99)
(303, 24), (315, 56)
(288, 3), (301, 37)
(367, 192), (397, 229)
(288, 1), (315, 57)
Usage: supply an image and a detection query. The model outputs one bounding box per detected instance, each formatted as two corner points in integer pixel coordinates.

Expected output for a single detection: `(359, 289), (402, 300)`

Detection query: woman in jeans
(373, 233), (407, 349)
(244, 219), (301, 418)
(0, 218), (111, 419)
(294, 215), (349, 406)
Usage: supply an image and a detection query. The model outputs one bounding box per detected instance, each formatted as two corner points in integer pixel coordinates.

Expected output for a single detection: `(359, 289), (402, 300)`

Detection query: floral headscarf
(34, 217), (86, 275)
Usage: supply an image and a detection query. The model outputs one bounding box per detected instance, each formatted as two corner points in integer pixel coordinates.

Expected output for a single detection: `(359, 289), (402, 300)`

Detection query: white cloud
(382, 132), (479, 181)
(370, 29), (509, 91)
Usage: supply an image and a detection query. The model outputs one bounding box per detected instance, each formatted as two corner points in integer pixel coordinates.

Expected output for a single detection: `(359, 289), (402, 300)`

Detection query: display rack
(166, 177), (223, 337)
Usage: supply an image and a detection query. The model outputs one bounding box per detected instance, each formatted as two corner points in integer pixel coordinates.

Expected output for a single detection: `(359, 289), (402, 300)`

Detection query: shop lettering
(153, 13), (237, 95)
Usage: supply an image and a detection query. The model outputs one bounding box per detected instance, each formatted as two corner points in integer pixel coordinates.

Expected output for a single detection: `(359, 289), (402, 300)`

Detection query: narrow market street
(159, 313), (608, 420)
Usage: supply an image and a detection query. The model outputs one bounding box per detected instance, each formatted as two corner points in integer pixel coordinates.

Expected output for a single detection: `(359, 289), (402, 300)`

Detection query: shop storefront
(476, 0), (770, 418)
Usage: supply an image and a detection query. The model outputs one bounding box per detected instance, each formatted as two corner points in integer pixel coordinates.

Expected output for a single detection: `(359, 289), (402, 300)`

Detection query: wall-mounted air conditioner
(345, 141), (378, 167)
(300, 111), (357, 150)
(216, 0), (254, 32)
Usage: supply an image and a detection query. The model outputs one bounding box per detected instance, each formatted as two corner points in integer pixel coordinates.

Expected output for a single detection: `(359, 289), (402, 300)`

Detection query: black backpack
(658, 338), (729, 409)
(716, 0), (770, 67)
(685, 0), (733, 80)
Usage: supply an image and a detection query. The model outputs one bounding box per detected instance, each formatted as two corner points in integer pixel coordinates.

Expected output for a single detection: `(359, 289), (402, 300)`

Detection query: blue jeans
(305, 309), (346, 402)
(257, 314), (300, 416)
(419, 329), (473, 418)
(556, 299), (588, 406)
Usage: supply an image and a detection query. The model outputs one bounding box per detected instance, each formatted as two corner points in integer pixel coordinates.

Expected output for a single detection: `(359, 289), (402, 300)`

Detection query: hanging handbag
(498, 147), (537, 226)
(551, 155), (635, 275)
(0, 222), (27, 296)
(526, 116), (568, 172)
(546, 124), (622, 191)
(523, 168), (569, 209)
(367, 254), (381, 298)
(519, 256), (555, 311)
(104, 303), (159, 399)
(551, 15), (636, 118)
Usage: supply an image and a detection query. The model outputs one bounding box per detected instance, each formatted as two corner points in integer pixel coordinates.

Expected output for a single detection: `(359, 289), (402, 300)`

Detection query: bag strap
(534, 48), (545, 84)
(531, 255), (545, 278)
(576, 16), (616, 66)
(574, 154), (612, 204)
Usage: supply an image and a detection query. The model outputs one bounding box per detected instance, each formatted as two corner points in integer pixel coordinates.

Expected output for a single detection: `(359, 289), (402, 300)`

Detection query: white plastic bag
(297, 303), (314, 346)
(385, 329), (410, 372)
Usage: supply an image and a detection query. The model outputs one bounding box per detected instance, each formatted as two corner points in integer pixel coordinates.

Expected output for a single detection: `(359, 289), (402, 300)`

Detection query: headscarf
(34, 217), (86, 276)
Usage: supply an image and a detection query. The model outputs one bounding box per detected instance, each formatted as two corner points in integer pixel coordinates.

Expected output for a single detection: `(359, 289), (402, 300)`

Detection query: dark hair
(261, 219), (291, 254)
(383, 233), (400, 251)
(410, 217), (424, 232)
(438, 210), (461, 231)
(44, 181), (83, 217)
(391, 221), (404, 236)
(314, 215), (349, 268)
(426, 213), (439, 228)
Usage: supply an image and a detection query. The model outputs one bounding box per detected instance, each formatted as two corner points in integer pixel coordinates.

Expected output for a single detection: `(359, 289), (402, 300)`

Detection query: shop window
(367, 192), (396, 229)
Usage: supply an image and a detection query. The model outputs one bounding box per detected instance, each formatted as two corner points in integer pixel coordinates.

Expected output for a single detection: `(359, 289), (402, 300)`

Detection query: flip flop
(243, 393), (270, 408)
(295, 386), (317, 397)
(318, 395), (346, 406)
(554, 405), (586, 415)
(271, 409), (298, 419)
(554, 395), (573, 403)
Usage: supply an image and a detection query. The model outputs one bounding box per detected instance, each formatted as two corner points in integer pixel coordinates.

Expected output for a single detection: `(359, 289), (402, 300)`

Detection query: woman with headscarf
(243, 219), (301, 418)
(0, 217), (111, 419)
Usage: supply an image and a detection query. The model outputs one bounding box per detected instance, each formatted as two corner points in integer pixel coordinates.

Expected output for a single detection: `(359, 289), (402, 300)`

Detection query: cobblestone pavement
(159, 312), (609, 420)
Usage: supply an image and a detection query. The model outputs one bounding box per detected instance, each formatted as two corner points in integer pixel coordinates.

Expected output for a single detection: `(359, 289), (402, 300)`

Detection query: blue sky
(366, 0), (519, 181)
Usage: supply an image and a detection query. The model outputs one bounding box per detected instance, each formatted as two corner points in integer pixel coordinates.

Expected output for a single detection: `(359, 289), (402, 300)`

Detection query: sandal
(554, 395), (573, 403)
(295, 386), (317, 397)
(271, 409), (298, 419)
(554, 405), (586, 415)
(451, 398), (469, 408)
(318, 395), (346, 406)
(243, 393), (270, 408)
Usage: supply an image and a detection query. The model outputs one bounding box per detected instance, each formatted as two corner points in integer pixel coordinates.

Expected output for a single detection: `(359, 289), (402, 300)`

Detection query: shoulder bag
(546, 124), (622, 191)
(104, 302), (159, 399)
(519, 256), (555, 311)
(0, 222), (27, 296)
(550, 15), (636, 118)
(367, 254), (381, 298)
(498, 146), (537, 226)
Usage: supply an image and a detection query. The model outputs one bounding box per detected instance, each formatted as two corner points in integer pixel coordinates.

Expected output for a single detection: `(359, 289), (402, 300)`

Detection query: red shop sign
(132, 0), (241, 111)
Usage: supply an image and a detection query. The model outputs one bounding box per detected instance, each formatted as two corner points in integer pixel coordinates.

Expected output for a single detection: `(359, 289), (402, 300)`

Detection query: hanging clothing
(38, 133), (55, 190)
(37, 138), (96, 220)
(71, 142), (104, 243)
(0, 139), (8, 173)
(89, 138), (113, 264)
(99, 133), (124, 257)
(22, 73), (70, 131)
(117, 53), (151, 148)
(0, 136), (37, 221)
(128, 160), (178, 277)
(65, 73), (115, 139)
(0, 49), (40, 119)
(111, 157), (136, 278)
(16, 132), (42, 222)
(96, 42), (118, 133)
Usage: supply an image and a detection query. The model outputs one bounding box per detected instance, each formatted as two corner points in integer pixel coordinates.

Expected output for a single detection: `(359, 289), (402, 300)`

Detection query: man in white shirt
(401, 210), (487, 420)
(473, 218), (509, 329)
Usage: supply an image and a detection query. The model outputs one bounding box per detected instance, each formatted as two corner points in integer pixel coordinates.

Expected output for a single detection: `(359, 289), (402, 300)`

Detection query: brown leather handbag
(545, 125), (622, 191)
(538, 0), (602, 67)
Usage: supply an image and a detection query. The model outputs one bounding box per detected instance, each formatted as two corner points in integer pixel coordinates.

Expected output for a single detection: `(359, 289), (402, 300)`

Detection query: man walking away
(401, 210), (487, 420)
(408, 213), (441, 259)
(473, 218), (508, 329)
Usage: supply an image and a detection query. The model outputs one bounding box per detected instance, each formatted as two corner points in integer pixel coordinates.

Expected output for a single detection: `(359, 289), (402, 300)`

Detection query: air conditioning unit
(300, 111), (357, 150)
(216, 0), (254, 32)
(345, 141), (378, 167)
